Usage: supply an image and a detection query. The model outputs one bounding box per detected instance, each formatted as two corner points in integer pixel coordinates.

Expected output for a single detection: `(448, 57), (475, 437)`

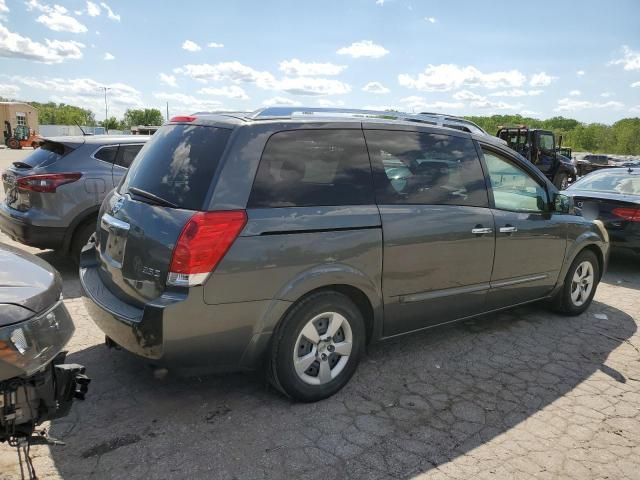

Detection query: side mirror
(553, 193), (573, 214)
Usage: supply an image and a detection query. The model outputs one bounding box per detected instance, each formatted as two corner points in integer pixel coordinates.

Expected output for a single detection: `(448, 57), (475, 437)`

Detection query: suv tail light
(167, 210), (247, 287)
(612, 207), (640, 222)
(17, 173), (82, 193)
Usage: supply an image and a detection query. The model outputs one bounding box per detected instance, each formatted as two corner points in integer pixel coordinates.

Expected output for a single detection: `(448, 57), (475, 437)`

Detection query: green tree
(29, 101), (96, 126)
(122, 108), (164, 127)
(101, 117), (123, 131)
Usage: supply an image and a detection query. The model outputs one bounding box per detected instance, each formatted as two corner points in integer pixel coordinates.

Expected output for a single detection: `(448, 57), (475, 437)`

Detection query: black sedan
(1, 242), (89, 444)
(565, 168), (640, 257)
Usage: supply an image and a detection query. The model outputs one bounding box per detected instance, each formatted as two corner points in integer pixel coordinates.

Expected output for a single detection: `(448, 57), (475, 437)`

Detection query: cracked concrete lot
(1, 149), (639, 479)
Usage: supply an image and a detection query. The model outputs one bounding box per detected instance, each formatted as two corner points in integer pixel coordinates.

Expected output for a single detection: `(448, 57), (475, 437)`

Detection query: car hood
(0, 243), (62, 314)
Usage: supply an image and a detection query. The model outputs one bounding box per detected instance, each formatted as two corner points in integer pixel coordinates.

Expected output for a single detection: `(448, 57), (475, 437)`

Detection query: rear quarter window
(120, 124), (231, 210)
(248, 129), (374, 208)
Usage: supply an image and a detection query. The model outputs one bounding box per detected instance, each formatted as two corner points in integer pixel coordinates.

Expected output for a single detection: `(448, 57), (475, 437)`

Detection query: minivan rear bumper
(79, 244), (284, 372)
(0, 204), (66, 249)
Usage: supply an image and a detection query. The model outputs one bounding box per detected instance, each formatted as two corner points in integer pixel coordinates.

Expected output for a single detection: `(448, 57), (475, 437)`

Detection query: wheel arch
(62, 206), (100, 252)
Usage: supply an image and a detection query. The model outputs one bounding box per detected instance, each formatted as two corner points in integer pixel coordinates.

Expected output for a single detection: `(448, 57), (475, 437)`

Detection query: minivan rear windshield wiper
(128, 187), (178, 208)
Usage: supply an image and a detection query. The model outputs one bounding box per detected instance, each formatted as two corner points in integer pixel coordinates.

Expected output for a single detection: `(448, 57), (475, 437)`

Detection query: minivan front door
(364, 128), (495, 337)
(481, 146), (566, 309)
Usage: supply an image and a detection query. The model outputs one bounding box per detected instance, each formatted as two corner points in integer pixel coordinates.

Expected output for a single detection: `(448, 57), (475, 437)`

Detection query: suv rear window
(16, 141), (68, 168)
(248, 129), (374, 208)
(120, 124), (231, 210)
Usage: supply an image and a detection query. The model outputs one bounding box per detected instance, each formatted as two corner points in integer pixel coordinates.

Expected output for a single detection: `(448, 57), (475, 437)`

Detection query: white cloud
(399, 64), (526, 92)
(175, 61), (351, 96)
(182, 40), (201, 52)
(198, 85), (249, 100)
(11, 75), (142, 117)
(103, 52), (114, 60)
(632, 81), (640, 88)
(0, 83), (20, 98)
(337, 40), (389, 59)
(159, 73), (177, 87)
(362, 81), (389, 94)
(400, 96), (464, 111)
(521, 110), (541, 117)
(262, 97), (301, 107)
(99, 2), (119, 21)
(555, 97), (624, 112)
(279, 58), (346, 76)
(630, 105), (640, 113)
(375, 0), (384, 5)
(0, 24), (84, 63)
(316, 98), (345, 107)
(600, 91), (613, 98)
(610, 45), (640, 71)
(425, 17), (436, 23)
(207, 42), (224, 48)
(0, 0), (9, 13)
(26, 0), (88, 33)
(576, 70), (585, 76)
(488, 89), (542, 97)
(452, 90), (485, 101)
(86, 1), (99, 16)
(277, 77), (351, 96)
(153, 92), (224, 112)
(529, 72), (555, 87)
(569, 90), (581, 96)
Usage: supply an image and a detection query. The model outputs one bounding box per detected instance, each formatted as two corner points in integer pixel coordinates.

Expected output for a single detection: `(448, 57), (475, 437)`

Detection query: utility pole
(166, 102), (169, 123)
(100, 86), (111, 133)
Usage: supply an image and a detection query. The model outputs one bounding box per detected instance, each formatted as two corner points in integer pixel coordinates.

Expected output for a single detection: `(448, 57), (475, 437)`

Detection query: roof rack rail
(249, 107), (489, 136)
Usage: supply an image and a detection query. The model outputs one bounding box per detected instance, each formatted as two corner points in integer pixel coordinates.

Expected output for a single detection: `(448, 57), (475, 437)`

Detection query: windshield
(120, 124), (231, 210)
(569, 171), (640, 195)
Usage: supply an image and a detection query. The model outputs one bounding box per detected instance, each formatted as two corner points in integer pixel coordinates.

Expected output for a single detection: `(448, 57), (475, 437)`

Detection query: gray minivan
(80, 108), (609, 402)
(1, 135), (147, 260)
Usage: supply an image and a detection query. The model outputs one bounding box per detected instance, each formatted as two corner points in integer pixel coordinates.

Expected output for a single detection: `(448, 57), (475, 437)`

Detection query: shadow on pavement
(35, 250), (83, 299)
(601, 252), (640, 292)
(48, 300), (636, 479)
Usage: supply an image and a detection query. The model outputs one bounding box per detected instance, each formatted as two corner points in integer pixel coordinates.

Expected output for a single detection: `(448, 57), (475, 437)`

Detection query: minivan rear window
(248, 129), (374, 208)
(16, 141), (67, 168)
(120, 124), (231, 210)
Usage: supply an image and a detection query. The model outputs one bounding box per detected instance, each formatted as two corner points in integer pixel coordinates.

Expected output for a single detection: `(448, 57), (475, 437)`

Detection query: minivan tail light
(17, 173), (82, 193)
(167, 210), (247, 287)
(612, 207), (640, 222)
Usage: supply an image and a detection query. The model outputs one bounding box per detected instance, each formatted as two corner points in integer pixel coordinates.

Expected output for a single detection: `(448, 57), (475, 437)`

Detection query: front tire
(552, 250), (600, 315)
(269, 291), (365, 402)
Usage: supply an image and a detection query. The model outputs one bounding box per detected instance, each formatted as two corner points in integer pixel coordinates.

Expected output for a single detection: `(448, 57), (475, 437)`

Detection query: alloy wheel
(570, 261), (594, 307)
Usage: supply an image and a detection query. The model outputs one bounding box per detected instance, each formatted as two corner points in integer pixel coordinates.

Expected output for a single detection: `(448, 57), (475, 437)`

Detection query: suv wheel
(552, 249), (599, 315)
(269, 291), (365, 402)
(554, 172), (569, 190)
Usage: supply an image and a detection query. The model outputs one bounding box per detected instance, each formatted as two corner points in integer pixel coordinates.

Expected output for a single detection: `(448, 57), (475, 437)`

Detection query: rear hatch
(2, 140), (79, 211)
(95, 123), (233, 306)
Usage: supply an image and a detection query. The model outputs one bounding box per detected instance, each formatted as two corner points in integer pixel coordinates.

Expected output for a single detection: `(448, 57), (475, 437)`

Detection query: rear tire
(269, 291), (365, 402)
(553, 172), (569, 190)
(552, 249), (600, 315)
(71, 219), (96, 265)
(7, 138), (20, 149)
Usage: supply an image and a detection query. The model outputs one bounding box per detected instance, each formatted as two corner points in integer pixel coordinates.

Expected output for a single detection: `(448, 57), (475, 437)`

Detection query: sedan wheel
(552, 249), (600, 315)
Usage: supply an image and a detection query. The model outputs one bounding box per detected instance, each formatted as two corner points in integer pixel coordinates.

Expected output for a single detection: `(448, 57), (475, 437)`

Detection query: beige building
(0, 102), (39, 136)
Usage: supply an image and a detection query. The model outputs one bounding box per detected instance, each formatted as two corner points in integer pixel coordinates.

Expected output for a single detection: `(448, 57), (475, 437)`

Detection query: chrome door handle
(499, 226), (518, 233)
(471, 227), (493, 235)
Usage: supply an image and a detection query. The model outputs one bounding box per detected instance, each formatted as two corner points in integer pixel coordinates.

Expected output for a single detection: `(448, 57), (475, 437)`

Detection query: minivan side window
(114, 144), (143, 169)
(482, 148), (547, 213)
(248, 129), (374, 208)
(94, 146), (118, 164)
(364, 130), (489, 207)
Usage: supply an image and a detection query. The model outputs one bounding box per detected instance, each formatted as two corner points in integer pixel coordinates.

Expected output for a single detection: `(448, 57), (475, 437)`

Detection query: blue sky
(1, 0), (639, 123)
